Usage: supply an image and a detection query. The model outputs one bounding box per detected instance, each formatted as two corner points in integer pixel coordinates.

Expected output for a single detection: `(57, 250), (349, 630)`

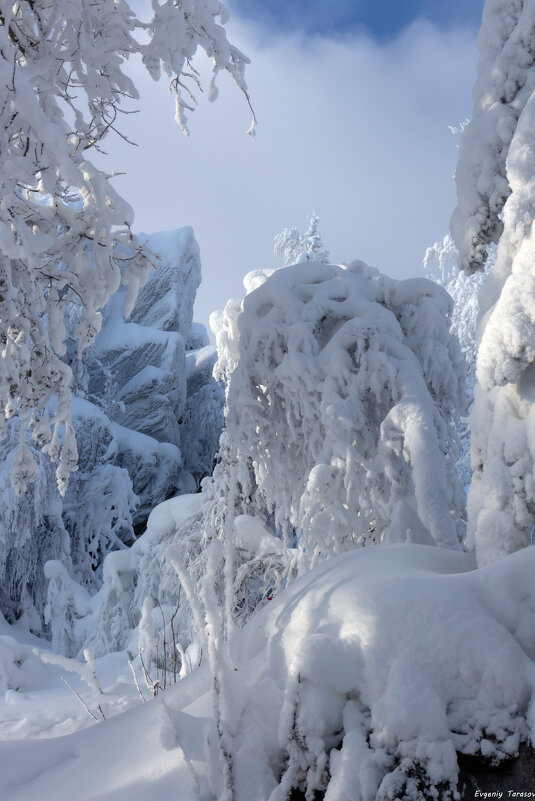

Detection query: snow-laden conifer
(211, 261), (465, 577)
(75, 257), (465, 659)
(274, 212), (330, 266)
(452, 0), (535, 564)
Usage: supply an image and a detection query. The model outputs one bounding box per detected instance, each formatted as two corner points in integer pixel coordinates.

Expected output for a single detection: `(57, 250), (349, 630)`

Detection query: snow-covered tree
(274, 211), (330, 266)
(0, 0), (251, 496)
(452, 0), (535, 565)
(424, 235), (494, 493)
(212, 261), (465, 566)
(424, 236), (481, 383)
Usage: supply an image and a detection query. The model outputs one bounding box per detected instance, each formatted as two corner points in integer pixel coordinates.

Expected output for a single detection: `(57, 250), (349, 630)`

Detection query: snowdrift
(2, 542), (535, 801)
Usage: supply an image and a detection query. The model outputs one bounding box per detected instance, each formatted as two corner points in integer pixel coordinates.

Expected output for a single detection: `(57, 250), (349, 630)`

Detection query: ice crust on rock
(85, 228), (204, 450)
(181, 346), (225, 482)
(92, 322), (186, 444)
(187, 322), (210, 351)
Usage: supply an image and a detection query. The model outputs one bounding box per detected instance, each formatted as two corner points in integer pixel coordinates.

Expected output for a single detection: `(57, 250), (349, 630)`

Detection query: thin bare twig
(61, 676), (102, 722)
(139, 646), (159, 697)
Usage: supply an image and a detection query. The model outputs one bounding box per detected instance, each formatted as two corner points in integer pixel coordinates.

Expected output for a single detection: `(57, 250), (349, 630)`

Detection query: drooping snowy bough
(0, 0), (250, 494)
(208, 260), (465, 586)
(452, 0), (535, 565)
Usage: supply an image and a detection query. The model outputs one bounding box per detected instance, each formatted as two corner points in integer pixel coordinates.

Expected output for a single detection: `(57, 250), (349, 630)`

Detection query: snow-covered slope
(2, 542), (535, 801)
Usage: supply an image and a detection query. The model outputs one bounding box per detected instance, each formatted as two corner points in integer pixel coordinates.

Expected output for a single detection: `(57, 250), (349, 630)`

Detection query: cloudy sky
(101, 1), (485, 334)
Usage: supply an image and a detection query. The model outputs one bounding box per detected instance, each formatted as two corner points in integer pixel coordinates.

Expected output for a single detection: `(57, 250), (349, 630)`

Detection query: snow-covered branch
(0, 0), (250, 494)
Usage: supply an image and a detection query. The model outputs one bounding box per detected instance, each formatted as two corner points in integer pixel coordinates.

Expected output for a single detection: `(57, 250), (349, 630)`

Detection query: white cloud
(98, 15), (478, 333)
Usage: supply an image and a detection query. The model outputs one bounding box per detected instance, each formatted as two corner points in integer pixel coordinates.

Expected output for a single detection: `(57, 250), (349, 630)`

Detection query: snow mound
(4, 544), (535, 801)
(228, 543), (532, 801)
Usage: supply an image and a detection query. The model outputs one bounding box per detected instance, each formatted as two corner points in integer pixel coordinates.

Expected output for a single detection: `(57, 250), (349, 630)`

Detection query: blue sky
(103, 2), (484, 333)
(228, 0), (485, 38)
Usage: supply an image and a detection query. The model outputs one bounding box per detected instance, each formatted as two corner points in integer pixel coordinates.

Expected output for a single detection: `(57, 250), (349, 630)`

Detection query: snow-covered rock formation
(75, 227), (204, 518)
(0, 227), (224, 646)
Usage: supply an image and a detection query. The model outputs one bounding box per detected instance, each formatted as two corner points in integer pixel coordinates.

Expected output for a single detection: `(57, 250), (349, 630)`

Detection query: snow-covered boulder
(111, 423), (191, 525)
(186, 321), (210, 350)
(186, 345), (217, 397)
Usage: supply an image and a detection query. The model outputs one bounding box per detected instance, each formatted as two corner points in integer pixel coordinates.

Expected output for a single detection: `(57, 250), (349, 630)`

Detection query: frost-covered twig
(60, 676), (103, 723)
(175, 640), (189, 680)
(128, 659), (146, 703)
(170, 595), (180, 683)
(139, 647), (159, 698)
(157, 602), (167, 689)
(81, 649), (102, 695)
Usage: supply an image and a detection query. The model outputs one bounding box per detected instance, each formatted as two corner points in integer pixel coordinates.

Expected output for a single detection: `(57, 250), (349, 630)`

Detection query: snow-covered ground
(2, 541), (535, 800)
